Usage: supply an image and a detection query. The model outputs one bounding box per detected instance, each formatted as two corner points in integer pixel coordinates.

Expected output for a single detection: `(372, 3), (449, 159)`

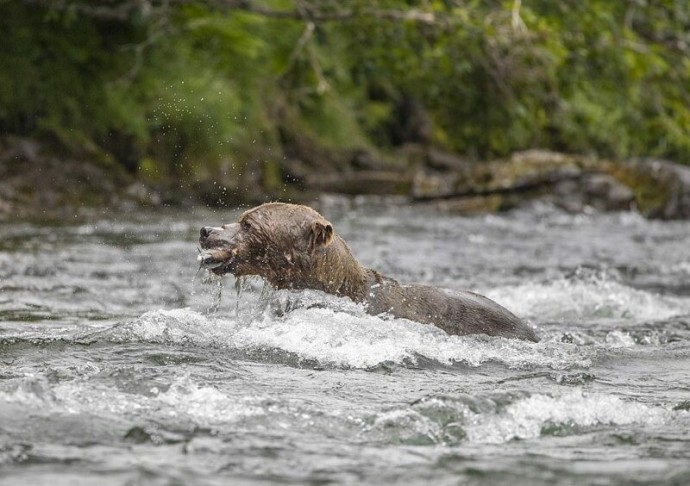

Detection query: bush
(1, 0), (688, 179)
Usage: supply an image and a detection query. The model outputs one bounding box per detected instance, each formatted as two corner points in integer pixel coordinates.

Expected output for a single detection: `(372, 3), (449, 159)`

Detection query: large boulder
(604, 158), (690, 219)
(411, 149), (690, 218)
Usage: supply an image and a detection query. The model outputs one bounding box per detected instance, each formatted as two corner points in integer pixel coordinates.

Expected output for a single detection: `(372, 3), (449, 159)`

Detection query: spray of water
(191, 265), (225, 315)
(232, 276), (276, 325)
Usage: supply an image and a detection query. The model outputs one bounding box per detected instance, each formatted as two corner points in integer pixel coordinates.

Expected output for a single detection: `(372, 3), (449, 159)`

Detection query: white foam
(107, 304), (588, 370)
(0, 373), (266, 427)
(0, 375), (59, 406)
(364, 389), (672, 446)
(465, 390), (669, 444)
(145, 377), (266, 424)
(1, 374), (675, 447)
(486, 275), (690, 322)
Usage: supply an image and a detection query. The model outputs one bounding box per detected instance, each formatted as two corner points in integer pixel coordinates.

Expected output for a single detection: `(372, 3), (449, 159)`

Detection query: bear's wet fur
(199, 203), (538, 341)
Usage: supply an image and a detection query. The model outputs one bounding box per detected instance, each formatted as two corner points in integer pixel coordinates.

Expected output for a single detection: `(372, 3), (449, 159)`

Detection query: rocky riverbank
(2, 136), (690, 221)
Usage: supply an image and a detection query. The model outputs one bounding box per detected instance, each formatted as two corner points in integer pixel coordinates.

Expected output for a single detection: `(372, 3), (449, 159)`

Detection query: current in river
(1, 198), (689, 485)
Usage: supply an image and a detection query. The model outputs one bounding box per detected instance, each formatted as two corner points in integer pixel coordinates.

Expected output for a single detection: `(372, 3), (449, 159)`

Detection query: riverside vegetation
(1, 0), (690, 219)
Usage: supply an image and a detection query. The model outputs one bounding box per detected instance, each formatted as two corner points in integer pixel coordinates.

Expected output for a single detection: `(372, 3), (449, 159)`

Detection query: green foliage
(1, 0), (689, 179)
(342, 0), (690, 162)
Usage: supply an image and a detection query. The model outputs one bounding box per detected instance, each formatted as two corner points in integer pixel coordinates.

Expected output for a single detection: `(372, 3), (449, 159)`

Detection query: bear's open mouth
(197, 248), (235, 275)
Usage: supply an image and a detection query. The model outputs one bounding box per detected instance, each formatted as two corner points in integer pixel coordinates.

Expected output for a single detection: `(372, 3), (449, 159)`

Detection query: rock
(600, 158), (690, 219)
(4, 131), (689, 221)
(305, 171), (412, 196)
(350, 149), (386, 171)
(0, 136), (135, 221)
(490, 150), (587, 192)
(425, 148), (473, 172)
(661, 162), (690, 218)
(626, 159), (690, 219)
(0, 136), (41, 164)
(433, 195), (504, 215)
(412, 170), (456, 199)
(582, 173), (635, 211)
(409, 150), (690, 217)
(411, 150), (588, 200)
(396, 143), (429, 168)
(549, 179), (587, 213)
(510, 150), (580, 167)
(548, 174), (635, 213)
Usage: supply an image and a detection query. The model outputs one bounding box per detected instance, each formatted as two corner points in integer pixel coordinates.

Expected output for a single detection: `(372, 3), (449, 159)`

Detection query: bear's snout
(199, 226), (224, 247)
(199, 223), (241, 250)
(200, 226), (214, 239)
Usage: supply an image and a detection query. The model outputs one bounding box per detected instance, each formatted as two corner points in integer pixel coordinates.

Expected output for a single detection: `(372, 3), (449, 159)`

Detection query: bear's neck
(299, 235), (373, 302)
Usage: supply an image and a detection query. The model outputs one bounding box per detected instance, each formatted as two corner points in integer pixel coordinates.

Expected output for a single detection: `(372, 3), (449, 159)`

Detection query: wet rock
(673, 400), (690, 411)
(412, 150), (690, 219)
(553, 372), (596, 386)
(412, 150), (588, 201)
(549, 174), (635, 213)
(550, 179), (586, 213)
(582, 173), (635, 211)
(124, 426), (188, 445)
(609, 158), (690, 219)
(487, 150), (587, 193)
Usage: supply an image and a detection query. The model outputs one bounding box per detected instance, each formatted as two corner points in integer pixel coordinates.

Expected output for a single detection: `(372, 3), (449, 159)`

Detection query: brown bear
(198, 203), (538, 341)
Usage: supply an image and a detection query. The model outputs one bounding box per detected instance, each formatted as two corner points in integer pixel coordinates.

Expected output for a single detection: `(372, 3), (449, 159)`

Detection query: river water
(1, 198), (689, 485)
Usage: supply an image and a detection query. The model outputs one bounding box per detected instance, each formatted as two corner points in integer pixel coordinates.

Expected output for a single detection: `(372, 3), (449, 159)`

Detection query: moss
(604, 163), (670, 216)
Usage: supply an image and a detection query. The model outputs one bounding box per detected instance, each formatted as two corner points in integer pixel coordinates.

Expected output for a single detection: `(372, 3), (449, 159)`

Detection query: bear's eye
(241, 220), (252, 231)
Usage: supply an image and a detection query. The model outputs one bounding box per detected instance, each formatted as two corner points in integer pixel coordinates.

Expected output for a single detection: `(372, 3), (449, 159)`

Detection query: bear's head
(198, 203), (335, 288)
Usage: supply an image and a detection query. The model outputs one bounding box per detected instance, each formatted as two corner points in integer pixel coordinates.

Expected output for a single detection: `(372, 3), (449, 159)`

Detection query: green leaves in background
(1, 0), (689, 177)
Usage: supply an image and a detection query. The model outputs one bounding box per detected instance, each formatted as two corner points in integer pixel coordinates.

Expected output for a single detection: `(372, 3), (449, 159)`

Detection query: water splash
(209, 276), (223, 314)
(464, 390), (669, 444)
(367, 390), (671, 446)
(190, 268), (225, 314)
(233, 276), (275, 326)
(0, 373), (266, 427)
(486, 268), (690, 322)
(104, 304), (591, 370)
(234, 276), (242, 321)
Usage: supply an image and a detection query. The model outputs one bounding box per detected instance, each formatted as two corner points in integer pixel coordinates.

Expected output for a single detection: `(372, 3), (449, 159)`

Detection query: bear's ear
(310, 220), (333, 251)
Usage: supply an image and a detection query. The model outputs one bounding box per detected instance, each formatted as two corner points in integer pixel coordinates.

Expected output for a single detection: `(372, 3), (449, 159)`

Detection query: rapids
(1, 199), (689, 485)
